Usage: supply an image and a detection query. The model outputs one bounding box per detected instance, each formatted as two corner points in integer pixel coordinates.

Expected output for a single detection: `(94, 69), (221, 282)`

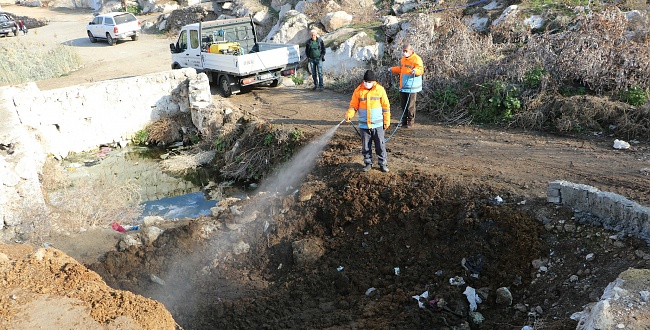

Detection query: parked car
(0, 13), (17, 37)
(86, 12), (140, 46)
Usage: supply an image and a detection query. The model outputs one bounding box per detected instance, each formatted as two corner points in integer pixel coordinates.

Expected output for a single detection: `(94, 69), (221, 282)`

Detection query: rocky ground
(2, 5), (650, 330)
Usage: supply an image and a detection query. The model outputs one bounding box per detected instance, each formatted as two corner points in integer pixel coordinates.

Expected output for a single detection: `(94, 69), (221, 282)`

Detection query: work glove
(383, 124), (389, 130)
(321, 56), (325, 62)
(411, 69), (416, 75)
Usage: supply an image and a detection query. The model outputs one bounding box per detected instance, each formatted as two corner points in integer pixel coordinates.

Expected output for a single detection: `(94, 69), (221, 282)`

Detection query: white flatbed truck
(170, 17), (300, 97)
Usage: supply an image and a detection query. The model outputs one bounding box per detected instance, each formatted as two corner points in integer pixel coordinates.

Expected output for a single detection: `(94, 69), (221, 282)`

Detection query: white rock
(322, 32), (384, 75)
(524, 15), (544, 29)
(141, 226), (163, 245)
(264, 10), (310, 45)
(321, 11), (353, 32)
(492, 5), (519, 26)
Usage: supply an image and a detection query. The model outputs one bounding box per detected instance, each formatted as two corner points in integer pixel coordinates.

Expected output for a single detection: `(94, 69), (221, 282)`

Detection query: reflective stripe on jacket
(346, 83), (390, 129)
(391, 53), (424, 93)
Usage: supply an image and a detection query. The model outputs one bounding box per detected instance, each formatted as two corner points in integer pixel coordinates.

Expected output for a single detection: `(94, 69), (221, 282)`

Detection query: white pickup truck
(170, 17), (300, 97)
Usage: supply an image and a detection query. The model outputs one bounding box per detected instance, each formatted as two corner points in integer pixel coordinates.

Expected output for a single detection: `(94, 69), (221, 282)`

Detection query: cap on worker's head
(363, 70), (376, 82)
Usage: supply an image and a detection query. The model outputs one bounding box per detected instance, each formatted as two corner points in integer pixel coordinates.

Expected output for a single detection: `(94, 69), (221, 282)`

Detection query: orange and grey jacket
(346, 83), (390, 129)
(391, 52), (424, 93)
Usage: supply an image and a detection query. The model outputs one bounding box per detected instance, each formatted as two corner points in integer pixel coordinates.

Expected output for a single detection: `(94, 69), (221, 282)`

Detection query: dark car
(0, 13), (17, 37)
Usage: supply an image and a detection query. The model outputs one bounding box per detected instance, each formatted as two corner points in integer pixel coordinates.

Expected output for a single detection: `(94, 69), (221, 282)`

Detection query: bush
(470, 80), (521, 124)
(620, 86), (647, 106)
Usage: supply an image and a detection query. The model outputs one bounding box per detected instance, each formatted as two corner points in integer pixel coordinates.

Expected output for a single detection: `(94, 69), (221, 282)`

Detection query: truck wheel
(131, 34), (139, 41)
(107, 33), (115, 46)
(269, 79), (280, 87)
(219, 75), (232, 97)
(88, 31), (97, 43)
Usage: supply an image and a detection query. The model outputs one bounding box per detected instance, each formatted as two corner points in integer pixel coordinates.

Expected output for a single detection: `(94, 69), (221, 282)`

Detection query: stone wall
(0, 68), (206, 241)
(547, 180), (650, 243)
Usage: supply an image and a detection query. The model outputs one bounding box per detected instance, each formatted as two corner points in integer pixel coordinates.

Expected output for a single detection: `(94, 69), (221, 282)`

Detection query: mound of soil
(87, 137), (650, 329)
(0, 243), (177, 329)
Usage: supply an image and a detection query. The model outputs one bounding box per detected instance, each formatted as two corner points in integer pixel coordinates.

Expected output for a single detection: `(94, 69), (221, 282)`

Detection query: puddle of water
(140, 191), (217, 219)
(60, 145), (226, 220)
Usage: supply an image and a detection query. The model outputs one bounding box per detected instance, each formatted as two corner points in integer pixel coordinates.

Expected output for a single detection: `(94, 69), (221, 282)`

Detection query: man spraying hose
(345, 70), (391, 173)
(390, 44), (424, 128)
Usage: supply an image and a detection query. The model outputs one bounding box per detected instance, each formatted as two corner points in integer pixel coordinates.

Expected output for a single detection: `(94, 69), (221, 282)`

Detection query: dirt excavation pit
(84, 137), (650, 329)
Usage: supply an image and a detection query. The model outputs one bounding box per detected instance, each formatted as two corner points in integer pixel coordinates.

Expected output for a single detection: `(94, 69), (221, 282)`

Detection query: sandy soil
(2, 5), (650, 330)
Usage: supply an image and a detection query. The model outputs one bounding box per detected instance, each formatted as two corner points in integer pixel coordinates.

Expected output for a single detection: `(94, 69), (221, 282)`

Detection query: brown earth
(2, 5), (650, 330)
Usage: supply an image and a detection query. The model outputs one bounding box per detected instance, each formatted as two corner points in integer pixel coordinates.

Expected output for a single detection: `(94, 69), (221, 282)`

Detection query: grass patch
(0, 39), (82, 85)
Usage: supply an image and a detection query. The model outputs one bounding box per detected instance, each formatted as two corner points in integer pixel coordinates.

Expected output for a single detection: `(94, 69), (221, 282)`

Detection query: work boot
(311, 86), (318, 91)
(380, 165), (389, 173)
(319, 87), (324, 92)
(362, 164), (372, 172)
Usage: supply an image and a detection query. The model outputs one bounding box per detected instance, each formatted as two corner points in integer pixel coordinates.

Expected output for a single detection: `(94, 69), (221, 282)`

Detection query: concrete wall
(0, 68), (206, 240)
(547, 180), (650, 243)
(6, 68), (198, 159)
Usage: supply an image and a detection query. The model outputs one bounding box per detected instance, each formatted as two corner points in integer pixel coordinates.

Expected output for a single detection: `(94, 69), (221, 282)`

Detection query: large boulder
(392, 0), (422, 15)
(574, 269), (650, 329)
(321, 11), (352, 32)
(322, 31), (384, 75)
(463, 13), (489, 32)
(164, 6), (218, 33)
(264, 10), (310, 45)
(382, 15), (401, 37)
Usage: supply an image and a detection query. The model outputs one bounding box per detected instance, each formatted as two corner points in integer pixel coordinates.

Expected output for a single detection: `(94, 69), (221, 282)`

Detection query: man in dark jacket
(305, 30), (326, 91)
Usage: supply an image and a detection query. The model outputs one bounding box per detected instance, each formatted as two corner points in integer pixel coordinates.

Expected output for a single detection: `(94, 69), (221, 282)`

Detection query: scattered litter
(463, 286), (482, 311)
(434, 270), (444, 277)
(337, 266), (344, 272)
(522, 326), (533, 330)
(630, 140), (640, 144)
(394, 267), (400, 276)
(585, 253), (595, 261)
(277, 263), (282, 270)
(609, 124), (618, 130)
(111, 222), (139, 233)
(640, 168), (650, 176)
(101, 147), (112, 153)
(461, 255), (484, 274)
(470, 273), (479, 278)
(469, 311), (484, 324)
(170, 141), (184, 148)
(365, 287), (376, 296)
(263, 221), (270, 232)
(150, 274), (165, 286)
(613, 139), (630, 150)
(494, 195), (504, 204)
(412, 290), (429, 309)
(518, 200), (526, 205)
(10, 294), (17, 300)
(449, 276), (465, 286)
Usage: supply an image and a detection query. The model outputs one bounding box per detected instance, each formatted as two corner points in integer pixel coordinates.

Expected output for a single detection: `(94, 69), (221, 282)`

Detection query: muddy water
(59, 146), (218, 219)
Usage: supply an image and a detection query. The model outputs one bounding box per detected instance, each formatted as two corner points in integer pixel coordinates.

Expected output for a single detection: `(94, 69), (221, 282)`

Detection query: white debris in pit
(450, 276), (465, 286)
(412, 290), (429, 309)
(463, 286), (482, 311)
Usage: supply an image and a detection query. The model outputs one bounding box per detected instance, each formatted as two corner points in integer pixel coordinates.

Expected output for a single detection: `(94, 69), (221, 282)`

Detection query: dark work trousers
(361, 127), (387, 166)
(399, 92), (418, 124)
(308, 58), (324, 88)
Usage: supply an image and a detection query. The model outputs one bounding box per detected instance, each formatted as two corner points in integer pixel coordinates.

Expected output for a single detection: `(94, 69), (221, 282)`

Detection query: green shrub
(524, 67), (545, 89)
(291, 74), (304, 86)
(431, 86), (459, 110)
(132, 129), (148, 145)
(620, 86), (647, 106)
(123, 4), (142, 15)
(470, 80), (521, 124)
